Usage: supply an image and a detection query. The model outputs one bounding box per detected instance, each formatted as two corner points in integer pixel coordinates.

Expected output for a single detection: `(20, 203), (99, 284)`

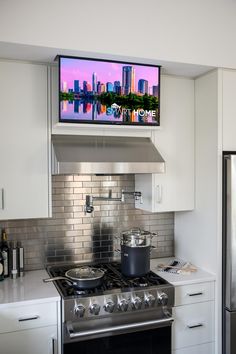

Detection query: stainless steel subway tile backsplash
(0, 174), (174, 270)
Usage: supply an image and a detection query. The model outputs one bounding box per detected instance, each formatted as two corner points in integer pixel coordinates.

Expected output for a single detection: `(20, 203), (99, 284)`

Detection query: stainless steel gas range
(46, 262), (174, 354)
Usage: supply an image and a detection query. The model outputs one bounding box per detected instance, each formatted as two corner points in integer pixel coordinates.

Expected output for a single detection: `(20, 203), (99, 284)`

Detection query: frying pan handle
(43, 276), (74, 283)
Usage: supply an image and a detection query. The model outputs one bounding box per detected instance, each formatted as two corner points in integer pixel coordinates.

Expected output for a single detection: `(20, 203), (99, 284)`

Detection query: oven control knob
(145, 293), (155, 307)
(74, 304), (85, 318)
(89, 303), (101, 315)
(118, 298), (129, 312)
(104, 300), (115, 313)
(132, 296), (142, 310)
(157, 292), (168, 306)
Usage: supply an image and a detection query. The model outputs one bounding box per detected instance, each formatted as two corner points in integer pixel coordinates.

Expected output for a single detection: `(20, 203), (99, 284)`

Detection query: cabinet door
(222, 69), (236, 151)
(0, 61), (50, 219)
(135, 75), (194, 212)
(172, 301), (214, 350)
(0, 325), (58, 354)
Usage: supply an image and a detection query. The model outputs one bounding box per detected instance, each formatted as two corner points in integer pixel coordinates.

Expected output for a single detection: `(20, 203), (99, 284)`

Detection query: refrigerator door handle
(224, 154), (236, 311)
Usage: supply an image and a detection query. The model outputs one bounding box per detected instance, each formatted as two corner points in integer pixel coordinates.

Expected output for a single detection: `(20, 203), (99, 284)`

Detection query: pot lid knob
(130, 228), (141, 234)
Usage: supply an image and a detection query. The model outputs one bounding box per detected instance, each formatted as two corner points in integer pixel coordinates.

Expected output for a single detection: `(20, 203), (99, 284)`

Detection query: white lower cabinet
(173, 342), (214, 354)
(0, 325), (57, 354)
(0, 301), (59, 354)
(172, 281), (215, 354)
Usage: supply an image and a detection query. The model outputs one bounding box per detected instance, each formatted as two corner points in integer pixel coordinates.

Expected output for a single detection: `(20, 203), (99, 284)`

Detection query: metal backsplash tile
(0, 175), (174, 270)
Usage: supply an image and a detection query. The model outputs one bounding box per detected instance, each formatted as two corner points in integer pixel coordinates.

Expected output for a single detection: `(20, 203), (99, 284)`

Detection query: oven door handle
(67, 316), (174, 339)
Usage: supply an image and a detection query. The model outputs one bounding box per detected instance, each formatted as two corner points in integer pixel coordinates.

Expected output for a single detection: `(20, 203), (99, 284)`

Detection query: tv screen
(59, 55), (160, 126)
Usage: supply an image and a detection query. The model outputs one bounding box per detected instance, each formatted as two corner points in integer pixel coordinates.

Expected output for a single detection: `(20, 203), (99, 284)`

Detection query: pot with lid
(118, 228), (156, 277)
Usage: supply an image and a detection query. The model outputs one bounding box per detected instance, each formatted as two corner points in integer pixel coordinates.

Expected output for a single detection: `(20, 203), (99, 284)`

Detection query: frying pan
(43, 266), (105, 289)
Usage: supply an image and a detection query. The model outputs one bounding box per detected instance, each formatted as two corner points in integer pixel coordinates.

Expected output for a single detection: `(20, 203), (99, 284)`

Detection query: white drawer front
(0, 302), (57, 334)
(172, 301), (214, 349)
(173, 342), (214, 354)
(175, 282), (214, 306)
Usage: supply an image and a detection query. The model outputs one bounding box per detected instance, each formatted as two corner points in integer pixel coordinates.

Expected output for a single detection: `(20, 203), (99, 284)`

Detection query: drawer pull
(18, 315), (40, 322)
(187, 323), (204, 329)
(187, 292), (203, 297)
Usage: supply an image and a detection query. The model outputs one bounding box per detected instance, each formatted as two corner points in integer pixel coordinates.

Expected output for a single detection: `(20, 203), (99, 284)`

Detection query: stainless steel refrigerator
(223, 154), (236, 354)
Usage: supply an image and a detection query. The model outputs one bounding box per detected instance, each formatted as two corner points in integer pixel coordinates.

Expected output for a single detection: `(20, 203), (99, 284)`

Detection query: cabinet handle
(187, 323), (204, 329)
(18, 315), (40, 322)
(187, 292), (203, 297)
(156, 185), (162, 203)
(0, 188), (4, 210)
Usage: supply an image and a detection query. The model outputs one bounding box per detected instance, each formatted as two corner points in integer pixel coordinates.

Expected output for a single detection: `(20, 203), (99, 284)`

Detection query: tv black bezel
(58, 54), (161, 126)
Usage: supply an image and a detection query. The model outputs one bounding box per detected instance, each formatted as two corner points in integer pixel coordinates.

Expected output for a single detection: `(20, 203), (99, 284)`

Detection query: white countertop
(0, 270), (60, 308)
(151, 258), (216, 286)
(0, 260), (215, 308)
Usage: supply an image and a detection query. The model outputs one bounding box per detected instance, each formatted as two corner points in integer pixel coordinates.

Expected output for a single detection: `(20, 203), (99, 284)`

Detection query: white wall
(175, 69), (223, 354)
(175, 69), (220, 273)
(1, 0), (236, 69)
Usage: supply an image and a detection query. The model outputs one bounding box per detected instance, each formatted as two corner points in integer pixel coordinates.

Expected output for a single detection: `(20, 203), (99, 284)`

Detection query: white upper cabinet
(222, 69), (236, 151)
(135, 75), (194, 212)
(0, 60), (50, 220)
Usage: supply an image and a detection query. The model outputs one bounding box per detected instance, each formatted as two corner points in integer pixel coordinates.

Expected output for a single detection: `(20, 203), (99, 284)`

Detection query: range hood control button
(74, 304), (85, 318)
(89, 303), (101, 315)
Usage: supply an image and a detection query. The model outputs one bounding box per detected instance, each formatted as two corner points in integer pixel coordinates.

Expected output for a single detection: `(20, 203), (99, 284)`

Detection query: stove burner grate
(47, 262), (168, 298)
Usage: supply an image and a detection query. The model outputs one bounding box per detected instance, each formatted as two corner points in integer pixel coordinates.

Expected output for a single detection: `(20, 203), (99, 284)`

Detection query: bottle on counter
(0, 250), (4, 281)
(17, 241), (24, 277)
(1, 229), (9, 278)
(9, 241), (19, 279)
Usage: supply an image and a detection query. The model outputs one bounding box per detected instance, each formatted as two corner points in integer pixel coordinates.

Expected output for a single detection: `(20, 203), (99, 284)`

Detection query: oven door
(63, 310), (173, 354)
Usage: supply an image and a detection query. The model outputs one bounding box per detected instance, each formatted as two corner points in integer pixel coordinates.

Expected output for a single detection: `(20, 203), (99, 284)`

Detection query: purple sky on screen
(60, 57), (159, 90)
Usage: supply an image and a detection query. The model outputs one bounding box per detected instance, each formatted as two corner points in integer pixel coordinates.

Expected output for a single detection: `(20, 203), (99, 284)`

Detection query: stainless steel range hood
(52, 135), (165, 174)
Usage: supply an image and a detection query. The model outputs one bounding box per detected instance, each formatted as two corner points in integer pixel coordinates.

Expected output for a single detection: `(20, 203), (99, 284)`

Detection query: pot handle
(151, 232), (157, 238)
(150, 246), (157, 254)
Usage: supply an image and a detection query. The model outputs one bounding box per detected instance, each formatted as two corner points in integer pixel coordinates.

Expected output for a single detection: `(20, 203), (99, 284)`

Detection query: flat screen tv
(58, 55), (161, 126)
